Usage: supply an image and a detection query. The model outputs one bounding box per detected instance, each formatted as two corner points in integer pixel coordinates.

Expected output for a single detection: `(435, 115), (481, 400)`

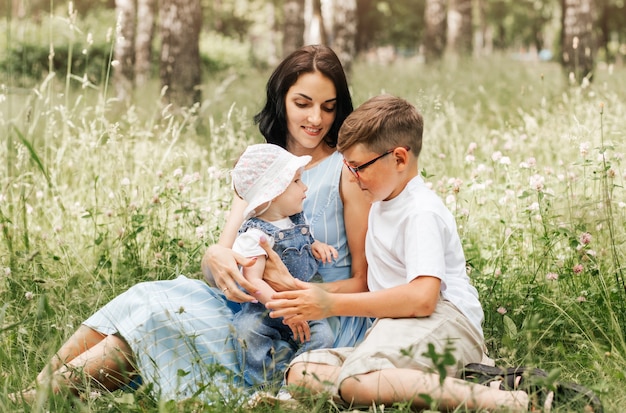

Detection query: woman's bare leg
(36, 325), (108, 383)
(12, 327), (134, 402)
(50, 333), (134, 393)
(339, 369), (529, 412)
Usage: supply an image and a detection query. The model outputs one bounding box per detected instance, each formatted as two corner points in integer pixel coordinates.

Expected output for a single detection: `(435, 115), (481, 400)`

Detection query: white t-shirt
(366, 176), (484, 335)
(232, 217), (292, 257)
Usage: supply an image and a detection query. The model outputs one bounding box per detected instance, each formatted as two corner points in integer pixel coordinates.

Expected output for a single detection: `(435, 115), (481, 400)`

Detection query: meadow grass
(2, 13), (626, 413)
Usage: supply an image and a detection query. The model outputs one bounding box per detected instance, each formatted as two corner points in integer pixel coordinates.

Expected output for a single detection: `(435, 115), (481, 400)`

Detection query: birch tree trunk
(113, 0), (136, 101)
(447, 0), (472, 56)
(561, 0), (595, 83)
(329, 0), (357, 72)
(159, 0), (202, 108)
(283, 0), (305, 57)
(304, 0), (327, 46)
(134, 0), (156, 87)
(423, 0), (447, 63)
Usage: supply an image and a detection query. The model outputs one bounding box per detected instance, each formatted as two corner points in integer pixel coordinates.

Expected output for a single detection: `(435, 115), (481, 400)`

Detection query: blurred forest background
(1, 0), (624, 108)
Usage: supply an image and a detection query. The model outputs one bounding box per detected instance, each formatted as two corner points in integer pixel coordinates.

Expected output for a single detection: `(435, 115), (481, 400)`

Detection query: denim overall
(232, 212), (335, 387)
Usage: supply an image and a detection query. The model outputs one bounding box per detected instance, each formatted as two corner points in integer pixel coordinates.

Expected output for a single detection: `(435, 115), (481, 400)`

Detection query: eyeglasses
(343, 146), (411, 180)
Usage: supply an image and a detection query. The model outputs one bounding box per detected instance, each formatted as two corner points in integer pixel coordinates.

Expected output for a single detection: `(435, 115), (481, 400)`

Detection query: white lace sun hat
(232, 144), (311, 220)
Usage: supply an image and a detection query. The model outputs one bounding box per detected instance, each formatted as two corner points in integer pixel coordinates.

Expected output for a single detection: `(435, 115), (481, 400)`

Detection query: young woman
(13, 45), (372, 403)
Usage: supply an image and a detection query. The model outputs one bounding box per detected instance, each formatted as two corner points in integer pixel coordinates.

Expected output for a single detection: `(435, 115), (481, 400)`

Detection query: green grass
(2, 16), (626, 413)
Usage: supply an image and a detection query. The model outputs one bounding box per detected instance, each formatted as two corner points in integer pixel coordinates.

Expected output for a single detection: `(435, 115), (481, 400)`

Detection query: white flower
(529, 174), (545, 191)
(195, 226), (205, 239)
(120, 177), (131, 186)
(579, 142), (590, 157)
(25, 291), (34, 300)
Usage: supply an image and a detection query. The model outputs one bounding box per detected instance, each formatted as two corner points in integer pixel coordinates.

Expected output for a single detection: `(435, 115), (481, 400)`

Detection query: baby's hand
(311, 241), (338, 264)
(287, 320), (311, 343)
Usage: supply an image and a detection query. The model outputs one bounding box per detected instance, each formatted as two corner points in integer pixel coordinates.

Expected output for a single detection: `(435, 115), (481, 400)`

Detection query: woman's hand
(258, 236), (300, 292)
(266, 282), (333, 324)
(201, 244), (259, 303)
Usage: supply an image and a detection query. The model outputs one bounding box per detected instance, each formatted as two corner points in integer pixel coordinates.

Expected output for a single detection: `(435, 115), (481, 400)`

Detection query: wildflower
(25, 291), (34, 300)
(207, 166), (221, 179)
(573, 264), (584, 274)
(499, 156), (511, 165)
(465, 154), (475, 163)
(491, 151), (503, 162)
(494, 268), (502, 278)
(445, 194), (456, 205)
(438, 153), (446, 159)
(3, 267), (10, 276)
(467, 142), (478, 154)
(497, 307), (507, 315)
(576, 296), (587, 303)
(173, 168), (183, 178)
(529, 174), (545, 191)
(579, 142), (590, 157)
(195, 226), (205, 239)
(120, 177), (131, 186)
(111, 60), (120, 68)
(546, 272), (559, 281)
(527, 202), (540, 212)
(579, 232), (592, 245)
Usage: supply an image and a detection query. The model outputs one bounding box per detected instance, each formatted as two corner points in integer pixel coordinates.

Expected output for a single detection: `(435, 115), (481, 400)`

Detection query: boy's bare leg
(287, 361), (341, 399)
(339, 369), (529, 412)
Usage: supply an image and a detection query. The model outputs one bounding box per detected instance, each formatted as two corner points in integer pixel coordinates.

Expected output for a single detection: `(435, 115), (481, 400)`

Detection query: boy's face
(342, 144), (408, 202)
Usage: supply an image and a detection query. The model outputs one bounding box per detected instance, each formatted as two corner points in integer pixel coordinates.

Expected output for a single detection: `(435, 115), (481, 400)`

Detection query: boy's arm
(267, 275), (441, 321)
(331, 276), (441, 318)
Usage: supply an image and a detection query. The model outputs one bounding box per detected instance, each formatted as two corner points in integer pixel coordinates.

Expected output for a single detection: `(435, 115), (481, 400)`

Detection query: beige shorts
(288, 299), (488, 399)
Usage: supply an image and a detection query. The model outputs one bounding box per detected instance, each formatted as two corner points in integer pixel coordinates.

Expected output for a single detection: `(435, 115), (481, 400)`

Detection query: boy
(230, 143), (337, 388)
(265, 95), (598, 411)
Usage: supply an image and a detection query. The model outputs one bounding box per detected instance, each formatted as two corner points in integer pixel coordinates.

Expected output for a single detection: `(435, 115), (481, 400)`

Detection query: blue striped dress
(83, 151), (371, 401)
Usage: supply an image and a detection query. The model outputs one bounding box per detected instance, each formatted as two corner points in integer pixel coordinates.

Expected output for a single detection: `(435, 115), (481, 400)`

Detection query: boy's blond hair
(337, 94), (423, 157)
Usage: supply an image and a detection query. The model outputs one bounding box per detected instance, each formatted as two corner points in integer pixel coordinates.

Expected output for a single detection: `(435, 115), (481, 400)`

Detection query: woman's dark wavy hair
(254, 45), (353, 148)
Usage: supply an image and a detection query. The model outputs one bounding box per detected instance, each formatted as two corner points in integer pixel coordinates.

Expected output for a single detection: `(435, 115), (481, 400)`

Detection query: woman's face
(284, 71), (337, 153)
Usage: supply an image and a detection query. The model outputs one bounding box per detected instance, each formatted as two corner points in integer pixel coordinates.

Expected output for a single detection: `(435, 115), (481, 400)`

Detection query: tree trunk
(283, 0), (305, 57)
(423, 0), (447, 63)
(329, 0), (357, 72)
(134, 0), (156, 87)
(159, 0), (202, 108)
(355, 0), (375, 54)
(561, 0), (594, 83)
(113, 0), (136, 101)
(304, 0), (327, 45)
(447, 0), (472, 56)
